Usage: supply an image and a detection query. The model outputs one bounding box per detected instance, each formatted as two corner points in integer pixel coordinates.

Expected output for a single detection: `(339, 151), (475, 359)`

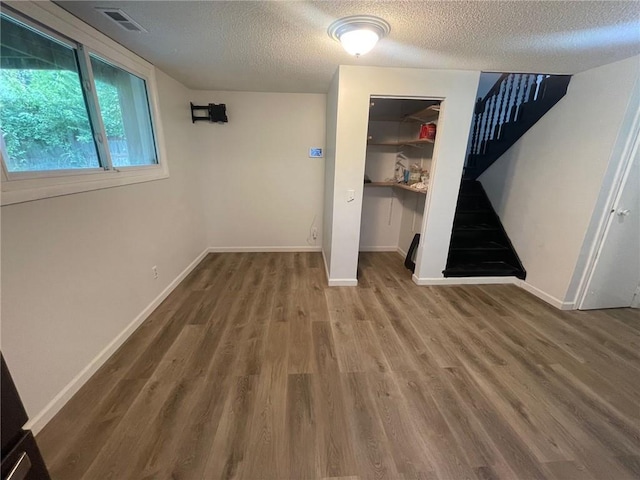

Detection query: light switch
(347, 189), (355, 202)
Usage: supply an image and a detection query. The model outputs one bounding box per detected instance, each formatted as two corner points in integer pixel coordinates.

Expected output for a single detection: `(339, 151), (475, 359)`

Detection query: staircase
(444, 73), (571, 279)
(445, 180), (526, 279)
(465, 73), (571, 180)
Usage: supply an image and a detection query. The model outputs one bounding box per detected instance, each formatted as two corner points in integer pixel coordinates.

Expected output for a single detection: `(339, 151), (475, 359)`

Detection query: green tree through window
(0, 12), (156, 173)
(0, 69), (99, 171)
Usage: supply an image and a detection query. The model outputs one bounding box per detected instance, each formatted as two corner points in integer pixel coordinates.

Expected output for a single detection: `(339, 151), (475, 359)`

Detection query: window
(90, 56), (157, 168)
(0, 3), (166, 205)
(0, 14), (100, 172)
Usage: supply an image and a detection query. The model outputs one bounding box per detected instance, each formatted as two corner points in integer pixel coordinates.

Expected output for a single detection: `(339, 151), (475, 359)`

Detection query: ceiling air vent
(96, 8), (148, 33)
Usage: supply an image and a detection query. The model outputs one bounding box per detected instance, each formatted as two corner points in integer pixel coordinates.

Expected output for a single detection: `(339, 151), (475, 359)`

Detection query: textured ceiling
(56, 1), (640, 93)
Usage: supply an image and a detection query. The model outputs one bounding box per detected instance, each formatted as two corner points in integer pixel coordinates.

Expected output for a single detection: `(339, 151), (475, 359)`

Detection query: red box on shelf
(419, 123), (436, 140)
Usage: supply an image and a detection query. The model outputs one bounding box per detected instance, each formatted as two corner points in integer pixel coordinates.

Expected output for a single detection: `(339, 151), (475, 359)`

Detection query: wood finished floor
(37, 252), (640, 480)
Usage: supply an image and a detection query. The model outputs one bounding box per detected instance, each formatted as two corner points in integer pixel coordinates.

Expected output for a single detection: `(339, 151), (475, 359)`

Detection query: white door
(580, 136), (640, 310)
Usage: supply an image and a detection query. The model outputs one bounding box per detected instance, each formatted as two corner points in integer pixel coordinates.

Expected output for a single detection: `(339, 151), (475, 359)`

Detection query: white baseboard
(412, 275), (520, 286)
(328, 278), (358, 287)
(359, 246), (398, 252)
(409, 275), (575, 310)
(208, 246), (322, 253)
(321, 249), (357, 286)
(25, 248), (209, 435)
(397, 247), (408, 259)
(518, 280), (575, 310)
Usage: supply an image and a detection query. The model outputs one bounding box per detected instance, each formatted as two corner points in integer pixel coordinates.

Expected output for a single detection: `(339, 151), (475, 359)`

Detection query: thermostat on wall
(309, 148), (323, 158)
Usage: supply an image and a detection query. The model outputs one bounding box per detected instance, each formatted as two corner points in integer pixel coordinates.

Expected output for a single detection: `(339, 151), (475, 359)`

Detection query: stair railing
(470, 73), (550, 156)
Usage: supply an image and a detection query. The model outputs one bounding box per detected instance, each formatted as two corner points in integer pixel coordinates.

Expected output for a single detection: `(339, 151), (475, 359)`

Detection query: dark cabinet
(1, 357), (28, 455)
(1, 355), (51, 480)
(2, 432), (50, 480)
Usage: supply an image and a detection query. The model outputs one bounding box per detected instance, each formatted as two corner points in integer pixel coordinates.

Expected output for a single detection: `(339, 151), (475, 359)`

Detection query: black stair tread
(448, 249), (519, 265)
(443, 261), (524, 277)
(448, 180), (526, 280)
(460, 180), (483, 187)
(451, 232), (503, 242)
(456, 209), (493, 214)
(450, 240), (509, 251)
(456, 197), (490, 205)
(456, 196), (491, 209)
(453, 223), (499, 231)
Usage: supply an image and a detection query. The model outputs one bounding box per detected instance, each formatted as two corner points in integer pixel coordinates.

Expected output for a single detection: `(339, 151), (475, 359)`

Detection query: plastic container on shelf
(408, 163), (422, 185)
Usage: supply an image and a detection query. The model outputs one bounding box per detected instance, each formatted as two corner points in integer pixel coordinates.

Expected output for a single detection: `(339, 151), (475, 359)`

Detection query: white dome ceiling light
(328, 15), (391, 57)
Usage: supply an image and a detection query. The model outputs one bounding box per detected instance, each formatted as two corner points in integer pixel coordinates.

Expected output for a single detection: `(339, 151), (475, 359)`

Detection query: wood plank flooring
(36, 252), (640, 480)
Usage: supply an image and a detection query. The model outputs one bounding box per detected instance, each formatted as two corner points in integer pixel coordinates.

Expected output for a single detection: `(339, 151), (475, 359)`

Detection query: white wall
(323, 72), (339, 272)
(0, 69), (207, 431)
(359, 186), (403, 250)
(480, 56), (640, 305)
(359, 120), (433, 253)
(359, 188), (426, 257)
(398, 191), (426, 257)
(360, 121), (403, 251)
(190, 91), (326, 251)
(325, 66), (480, 284)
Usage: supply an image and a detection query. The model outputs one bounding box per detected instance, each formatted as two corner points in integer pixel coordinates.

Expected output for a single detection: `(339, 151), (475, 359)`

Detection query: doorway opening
(358, 96), (441, 278)
(579, 128), (640, 310)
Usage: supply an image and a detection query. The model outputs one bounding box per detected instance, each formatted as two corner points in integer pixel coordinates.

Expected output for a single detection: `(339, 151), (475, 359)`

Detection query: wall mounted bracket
(190, 102), (228, 123)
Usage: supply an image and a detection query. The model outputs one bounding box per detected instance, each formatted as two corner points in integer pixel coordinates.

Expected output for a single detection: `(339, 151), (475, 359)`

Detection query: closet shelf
(369, 105), (440, 124)
(367, 138), (435, 147)
(365, 182), (427, 195)
(402, 104), (440, 123)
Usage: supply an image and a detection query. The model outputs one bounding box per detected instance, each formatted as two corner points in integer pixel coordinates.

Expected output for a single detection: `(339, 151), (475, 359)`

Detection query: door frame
(572, 81), (640, 309)
(362, 94), (445, 272)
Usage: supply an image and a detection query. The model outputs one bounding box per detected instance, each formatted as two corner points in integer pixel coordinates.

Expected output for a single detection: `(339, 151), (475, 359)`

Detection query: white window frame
(1, 1), (169, 205)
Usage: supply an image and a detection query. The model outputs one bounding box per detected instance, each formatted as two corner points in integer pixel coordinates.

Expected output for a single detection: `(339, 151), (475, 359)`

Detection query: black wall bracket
(190, 102), (228, 124)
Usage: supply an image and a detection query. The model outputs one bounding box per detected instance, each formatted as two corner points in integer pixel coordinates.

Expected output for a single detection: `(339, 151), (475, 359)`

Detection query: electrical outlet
(152, 266), (158, 279)
(312, 227), (318, 239)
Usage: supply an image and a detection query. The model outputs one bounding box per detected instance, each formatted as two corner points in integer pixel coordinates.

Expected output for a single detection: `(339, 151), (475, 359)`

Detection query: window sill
(1, 167), (169, 205)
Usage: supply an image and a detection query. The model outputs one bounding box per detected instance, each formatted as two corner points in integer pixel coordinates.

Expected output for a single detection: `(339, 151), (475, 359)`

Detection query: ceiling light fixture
(328, 15), (391, 57)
